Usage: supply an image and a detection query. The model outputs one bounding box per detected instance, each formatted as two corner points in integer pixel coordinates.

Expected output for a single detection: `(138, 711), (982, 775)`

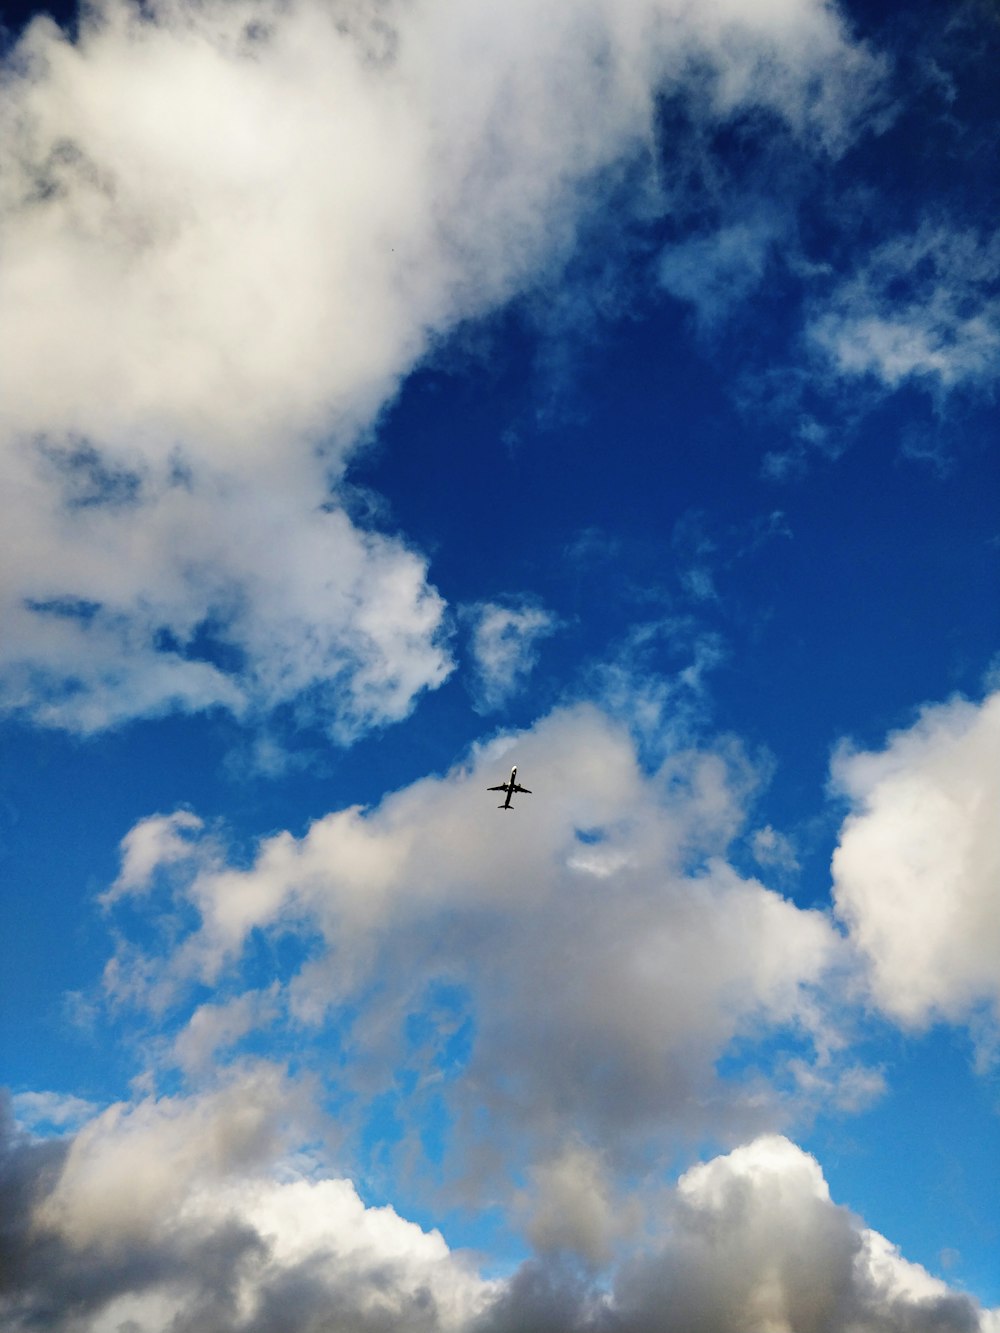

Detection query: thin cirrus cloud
(0, 0), (887, 738)
(658, 207), (791, 334)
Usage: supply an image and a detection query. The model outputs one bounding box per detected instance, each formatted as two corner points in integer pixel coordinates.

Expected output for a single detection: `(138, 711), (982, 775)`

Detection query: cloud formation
(0, 450), (452, 737)
(0, 0), (886, 735)
(100, 703), (848, 1190)
(8, 686), (1000, 1329)
(5, 1098), (995, 1333)
(809, 224), (1000, 397)
(0, 1088), (491, 1332)
(466, 599), (559, 711)
(832, 690), (1000, 1039)
(608, 1136), (993, 1333)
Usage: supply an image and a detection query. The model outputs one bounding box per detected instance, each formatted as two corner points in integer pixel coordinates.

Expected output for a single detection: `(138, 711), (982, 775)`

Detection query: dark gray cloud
(0, 1093), (263, 1329)
(480, 1138), (990, 1333)
(5, 1100), (993, 1333)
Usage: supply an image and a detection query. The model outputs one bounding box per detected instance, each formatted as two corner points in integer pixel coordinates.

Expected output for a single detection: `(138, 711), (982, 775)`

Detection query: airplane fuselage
(487, 765), (531, 809)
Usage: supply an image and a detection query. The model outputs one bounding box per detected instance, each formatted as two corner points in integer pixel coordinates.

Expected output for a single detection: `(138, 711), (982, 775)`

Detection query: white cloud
(101, 703), (845, 1186)
(466, 599), (559, 711)
(7, 1088), (995, 1333)
(187, 1175), (493, 1332)
(171, 988), (281, 1076)
(0, 0), (886, 735)
(11, 1090), (99, 1133)
(809, 223), (1000, 396)
(102, 809), (204, 905)
(0, 452), (453, 738)
(611, 1135), (994, 1333)
(831, 690), (1000, 1034)
(32, 1063), (308, 1250)
(4, 1085), (492, 1333)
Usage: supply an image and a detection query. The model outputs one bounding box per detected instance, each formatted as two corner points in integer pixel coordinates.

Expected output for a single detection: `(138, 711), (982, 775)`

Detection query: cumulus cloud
(6, 1092), (995, 1333)
(608, 1136), (993, 1333)
(523, 1140), (636, 1268)
(0, 0), (886, 735)
(465, 598), (559, 711)
(0, 451), (452, 738)
(101, 808), (205, 905)
(99, 703), (846, 1193)
(832, 690), (1000, 1037)
(809, 223), (1000, 397)
(0, 1089), (492, 1332)
(32, 1063), (309, 1249)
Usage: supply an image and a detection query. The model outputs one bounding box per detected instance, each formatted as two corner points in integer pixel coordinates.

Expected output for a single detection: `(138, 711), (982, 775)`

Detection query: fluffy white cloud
(0, 449), (452, 737)
(6, 1093), (994, 1333)
(102, 704), (845, 1185)
(0, 0), (885, 444)
(610, 1135), (995, 1333)
(102, 809), (204, 905)
(832, 690), (1000, 1033)
(0, 0), (885, 734)
(1, 1087), (492, 1333)
(32, 1064), (308, 1249)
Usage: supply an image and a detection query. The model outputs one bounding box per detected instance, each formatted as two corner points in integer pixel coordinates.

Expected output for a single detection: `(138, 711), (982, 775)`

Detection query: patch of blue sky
(803, 1024), (1000, 1307)
(405, 981), (476, 1076)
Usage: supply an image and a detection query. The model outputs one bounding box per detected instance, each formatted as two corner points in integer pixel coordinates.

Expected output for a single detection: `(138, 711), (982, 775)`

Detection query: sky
(0, 0), (998, 1329)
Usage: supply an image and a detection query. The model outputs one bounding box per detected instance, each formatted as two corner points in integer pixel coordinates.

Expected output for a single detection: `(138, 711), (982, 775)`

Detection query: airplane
(487, 765), (532, 810)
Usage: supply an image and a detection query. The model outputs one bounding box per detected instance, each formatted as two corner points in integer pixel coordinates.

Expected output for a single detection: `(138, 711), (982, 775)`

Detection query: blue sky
(1, 0), (998, 1329)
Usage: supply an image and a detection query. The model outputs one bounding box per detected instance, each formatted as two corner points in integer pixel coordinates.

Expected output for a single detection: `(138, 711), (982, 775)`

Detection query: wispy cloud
(809, 223), (1000, 397)
(658, 208), (789, 334)
(465, 598), (559, 712)
(11, 1090), (98, 1133)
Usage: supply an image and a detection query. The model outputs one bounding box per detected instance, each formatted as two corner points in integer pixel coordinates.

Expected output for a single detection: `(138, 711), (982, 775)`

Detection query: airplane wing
(487, 783), (509, 792)
(512, 784), (532, 794)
